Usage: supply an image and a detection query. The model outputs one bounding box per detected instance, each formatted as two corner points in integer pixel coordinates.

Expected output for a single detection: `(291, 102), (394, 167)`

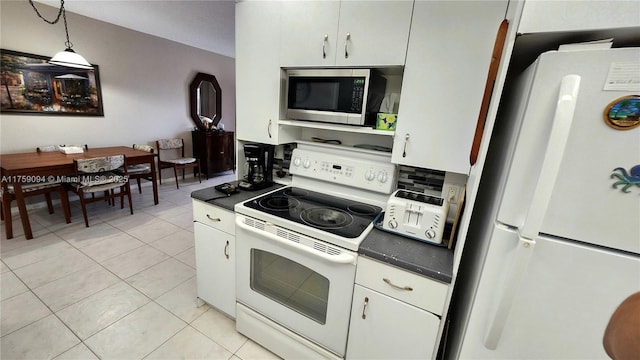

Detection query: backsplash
(274, 145), (448, 196)
(273, 143), (297, 177)
(396, 165), (445, 194)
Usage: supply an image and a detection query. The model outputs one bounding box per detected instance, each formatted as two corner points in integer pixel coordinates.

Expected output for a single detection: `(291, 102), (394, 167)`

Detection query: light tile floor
(1, 173), (281, 360)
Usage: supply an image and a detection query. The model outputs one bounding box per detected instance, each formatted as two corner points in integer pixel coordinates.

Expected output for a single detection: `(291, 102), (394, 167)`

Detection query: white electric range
(234, 141), (397, 359)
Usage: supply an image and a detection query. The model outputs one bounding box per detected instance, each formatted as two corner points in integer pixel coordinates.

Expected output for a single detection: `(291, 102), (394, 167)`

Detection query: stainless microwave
(285, 69), (386, 126)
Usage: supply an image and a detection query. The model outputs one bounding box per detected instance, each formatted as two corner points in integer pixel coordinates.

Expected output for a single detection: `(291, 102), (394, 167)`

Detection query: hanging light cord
(28, 0), (73, 49)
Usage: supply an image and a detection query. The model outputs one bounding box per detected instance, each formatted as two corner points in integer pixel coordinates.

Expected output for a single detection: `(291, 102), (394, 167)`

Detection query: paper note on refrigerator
(604, 62), (640, 91)
(557, 38), (612, 51)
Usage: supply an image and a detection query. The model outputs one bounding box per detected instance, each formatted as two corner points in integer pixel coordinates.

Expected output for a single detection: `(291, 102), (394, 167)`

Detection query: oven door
(235, 214), (357, 357)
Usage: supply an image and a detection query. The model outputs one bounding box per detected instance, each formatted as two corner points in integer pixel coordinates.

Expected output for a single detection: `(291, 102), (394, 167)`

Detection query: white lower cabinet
(193, 200), (236, 318)
(346, 257), (446, 359)
(347, 285), (441, 360)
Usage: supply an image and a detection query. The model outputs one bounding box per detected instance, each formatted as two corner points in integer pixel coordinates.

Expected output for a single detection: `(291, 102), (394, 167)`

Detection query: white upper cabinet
(519, 0), (640, 33)
(280, 1), (414, 67)
(391, 0), (509, 174)
(334, 1), (414, 66)
(280, 1), (340, 67)
(236, 1), (298, 145)
(235, 1), (280, 144)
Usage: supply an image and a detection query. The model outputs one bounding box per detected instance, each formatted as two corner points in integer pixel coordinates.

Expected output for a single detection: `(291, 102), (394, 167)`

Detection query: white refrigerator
(449, 47), (640, 358)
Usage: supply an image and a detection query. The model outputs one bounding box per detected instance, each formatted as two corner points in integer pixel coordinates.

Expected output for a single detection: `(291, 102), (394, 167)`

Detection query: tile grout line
(1, 267), (97, 359)
(1, 175), (238, 358)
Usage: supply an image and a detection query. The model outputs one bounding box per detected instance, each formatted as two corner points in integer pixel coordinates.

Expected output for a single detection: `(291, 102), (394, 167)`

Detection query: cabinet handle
(344, 33), (351, 58)
(322, 34), (328, 59)
(361, 296), (369, 319)
(402, 133), (409, 157)
(268, 119), (272, 138)
(383, 278), (413, 291)
(224, 240), (229, 259)
(206, 214), (221, 222)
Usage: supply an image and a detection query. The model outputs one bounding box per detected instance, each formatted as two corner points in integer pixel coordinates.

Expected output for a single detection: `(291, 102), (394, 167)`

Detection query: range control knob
(425, 229), (436, 239)
(365, 170), (376, 181)
(377, 171), (388, 183)
(388, 219), (398, 229)
(293, 157), (301, 167)
(303, 159), (311, 168)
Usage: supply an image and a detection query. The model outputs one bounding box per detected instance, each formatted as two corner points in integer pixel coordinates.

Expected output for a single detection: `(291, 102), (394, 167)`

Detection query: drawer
(355, 256), (448, 315)
(192, 199), (235, 235)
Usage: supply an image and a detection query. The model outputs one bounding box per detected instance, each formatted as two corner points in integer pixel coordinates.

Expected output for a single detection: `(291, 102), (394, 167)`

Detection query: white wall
(0, 1), (235, 155)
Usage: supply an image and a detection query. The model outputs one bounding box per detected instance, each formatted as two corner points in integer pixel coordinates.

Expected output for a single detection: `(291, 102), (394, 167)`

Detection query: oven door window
(250, 249), (329, 324)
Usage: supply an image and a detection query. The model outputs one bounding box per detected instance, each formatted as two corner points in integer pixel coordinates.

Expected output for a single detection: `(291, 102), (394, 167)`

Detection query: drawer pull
(206, 214), (221, 222)
(361, 296), (369, 319)
(383, 278), (413, 291)
(224, 240), (230, 259)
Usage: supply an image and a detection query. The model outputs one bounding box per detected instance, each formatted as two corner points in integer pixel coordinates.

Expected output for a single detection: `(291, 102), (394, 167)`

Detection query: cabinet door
(222, 132), (235, 172)
(519, 1), (640, 33)
(280, 1), (340, 67)
(191, 130), (208, 176)
(194, 222), (235, 318)
(391, 0), (508, 174)
(235, 1), (282, 144)
(347, 285), (440, 360)
(335, 0), (413, 66)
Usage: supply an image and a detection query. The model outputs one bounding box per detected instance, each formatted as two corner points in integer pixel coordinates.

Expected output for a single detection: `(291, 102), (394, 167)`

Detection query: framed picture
(0, 49), (104, 116)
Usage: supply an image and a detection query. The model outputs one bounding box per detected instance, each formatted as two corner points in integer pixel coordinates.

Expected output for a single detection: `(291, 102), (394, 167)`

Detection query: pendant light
(29, 0), (93, 69)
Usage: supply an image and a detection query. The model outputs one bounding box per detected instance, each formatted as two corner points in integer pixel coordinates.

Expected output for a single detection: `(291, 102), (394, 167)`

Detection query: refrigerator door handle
(484, 237), (536, 349)
(520, 74), (581, 241)
(483, 74), (581, 350)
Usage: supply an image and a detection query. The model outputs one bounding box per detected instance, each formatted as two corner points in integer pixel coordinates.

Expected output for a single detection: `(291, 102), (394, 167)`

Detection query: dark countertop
(190, 181), (284, 211)
(192, 182), (453, 283)
(359, 228), (454, 284)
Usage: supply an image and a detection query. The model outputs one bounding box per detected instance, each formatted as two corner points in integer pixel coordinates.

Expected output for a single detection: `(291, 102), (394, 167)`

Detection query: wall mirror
(190, 72), (221, 131)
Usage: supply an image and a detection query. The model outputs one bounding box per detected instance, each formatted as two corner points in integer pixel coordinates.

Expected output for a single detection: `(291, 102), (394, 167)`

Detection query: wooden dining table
(0, 146), (158, 240)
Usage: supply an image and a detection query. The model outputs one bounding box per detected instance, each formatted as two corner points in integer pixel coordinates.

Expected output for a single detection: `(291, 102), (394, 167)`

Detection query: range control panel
(289, 143), (397, 194)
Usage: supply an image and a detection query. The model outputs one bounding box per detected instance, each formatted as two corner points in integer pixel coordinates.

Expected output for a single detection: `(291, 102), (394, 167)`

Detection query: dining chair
(37, 144), (88, 153)
(1, 181), (72, 239)
(126, 144), (156, 194)
(67, 155), (133, 227)
(156, 138), (201, 189)
(36, 145), (61, 153)
(1, 145), (75, 239)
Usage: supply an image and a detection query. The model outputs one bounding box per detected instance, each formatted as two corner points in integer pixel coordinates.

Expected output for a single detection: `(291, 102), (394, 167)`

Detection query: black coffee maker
(240, 143), (275, 190)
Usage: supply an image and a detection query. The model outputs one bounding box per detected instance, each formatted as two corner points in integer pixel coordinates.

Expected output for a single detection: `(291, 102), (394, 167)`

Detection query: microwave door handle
(236, 216), (357, 265)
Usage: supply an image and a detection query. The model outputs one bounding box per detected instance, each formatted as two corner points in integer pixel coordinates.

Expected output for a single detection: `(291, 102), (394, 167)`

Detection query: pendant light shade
(29, 0), (93, 70)
(49, 48), (93, 69)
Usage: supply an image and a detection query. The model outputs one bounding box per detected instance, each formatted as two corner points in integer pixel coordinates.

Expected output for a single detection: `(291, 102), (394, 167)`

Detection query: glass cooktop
(243, 186), (382, 239)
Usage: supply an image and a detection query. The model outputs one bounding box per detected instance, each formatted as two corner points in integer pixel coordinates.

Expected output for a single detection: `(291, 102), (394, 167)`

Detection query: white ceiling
(34, 0), (236, 58)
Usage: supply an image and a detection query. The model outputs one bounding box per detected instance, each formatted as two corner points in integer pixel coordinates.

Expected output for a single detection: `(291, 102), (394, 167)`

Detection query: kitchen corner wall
(0, 1), (235, 154)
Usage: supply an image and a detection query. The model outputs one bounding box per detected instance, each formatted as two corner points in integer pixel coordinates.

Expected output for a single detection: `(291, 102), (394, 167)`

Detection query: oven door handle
(236, 217), (357, 265)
